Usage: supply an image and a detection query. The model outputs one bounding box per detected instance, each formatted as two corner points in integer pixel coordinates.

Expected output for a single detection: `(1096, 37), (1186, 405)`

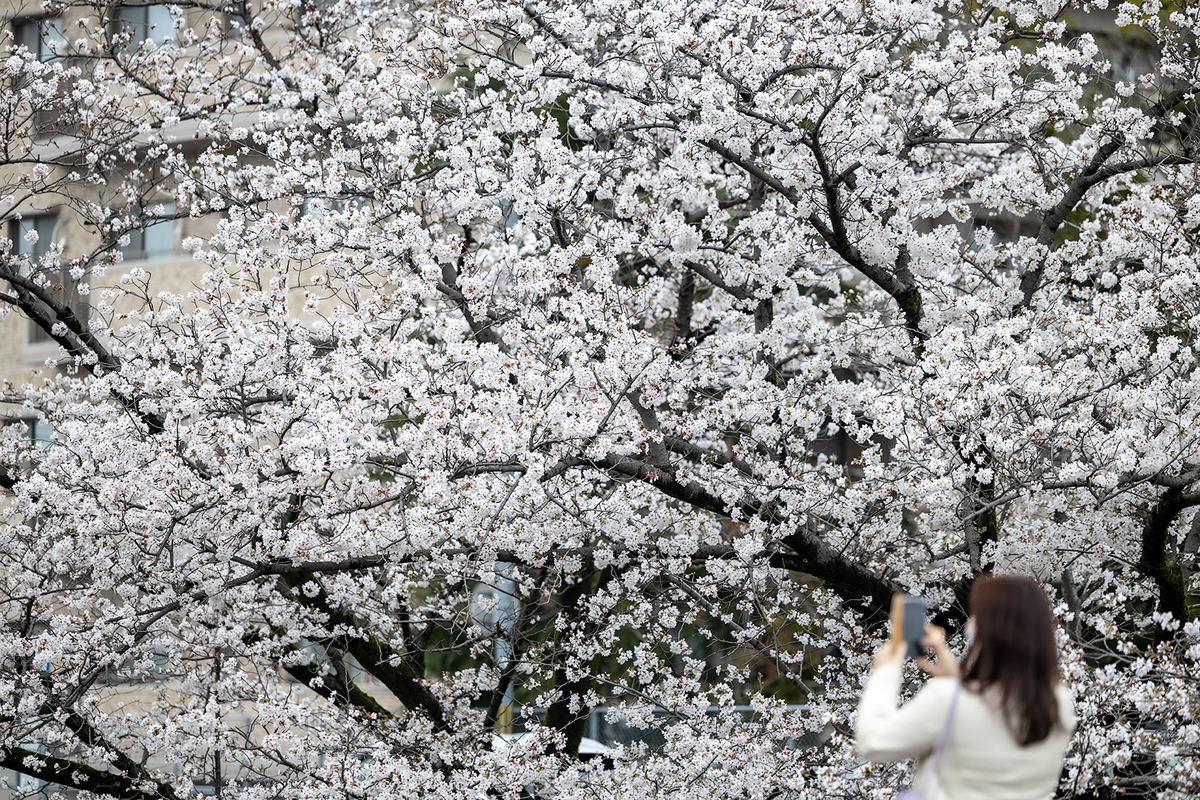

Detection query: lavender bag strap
(899, 680), (961, 800)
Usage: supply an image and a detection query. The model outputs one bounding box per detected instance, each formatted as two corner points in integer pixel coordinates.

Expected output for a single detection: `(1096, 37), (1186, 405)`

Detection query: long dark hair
(960, 574), (1062, 746)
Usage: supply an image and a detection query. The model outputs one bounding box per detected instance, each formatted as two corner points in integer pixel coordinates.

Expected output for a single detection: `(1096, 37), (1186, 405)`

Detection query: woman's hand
(915, 625), (959, 678)
(872, 639), (906, 669)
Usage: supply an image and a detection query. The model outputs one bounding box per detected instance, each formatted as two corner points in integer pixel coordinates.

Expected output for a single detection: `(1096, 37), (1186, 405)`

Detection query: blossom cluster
(1, 0), (1199, 797)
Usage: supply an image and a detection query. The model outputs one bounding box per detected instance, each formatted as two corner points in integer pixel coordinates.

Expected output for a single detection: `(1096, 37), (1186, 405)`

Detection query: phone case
(889, 594), (907, 650)
(889, 594), (926, 658)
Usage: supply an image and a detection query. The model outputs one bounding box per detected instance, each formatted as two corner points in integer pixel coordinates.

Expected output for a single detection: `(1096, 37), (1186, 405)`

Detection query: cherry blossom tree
(2, 0), (1200, 797)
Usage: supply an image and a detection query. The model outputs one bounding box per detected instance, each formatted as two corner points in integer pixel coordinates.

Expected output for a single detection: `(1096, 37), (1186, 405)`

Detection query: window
(14, 17), (71, 139)
(13, 216), (60, 344)
(0, 416), (52, 491)
(13, 417), (54, 447)
(971, 213), (1041, 245)
(24, 417), (53, 456)
(299, 196), (348, 220)
(8, 214), (85, 347)
(118, 202), (176, 261)
(13, 216), (58, 263)
(97, 642), (169, 685)
(13, 17), (65, 61)
(112, 4), (175, 50)
(297, 197), (356, 253)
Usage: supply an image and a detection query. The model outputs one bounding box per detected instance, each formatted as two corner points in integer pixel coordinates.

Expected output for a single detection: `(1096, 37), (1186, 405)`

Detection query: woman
(856, 574), (1075, 800)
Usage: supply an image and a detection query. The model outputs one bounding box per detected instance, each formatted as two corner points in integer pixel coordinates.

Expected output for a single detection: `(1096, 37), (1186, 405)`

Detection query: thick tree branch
(683, 259), (752, 301)
(280, 645), (393, 719)
(700, 139), (800, 203)
(804, 136), (925, 348)
(452, 461), (528, 479)
(625, 392), (669, 466)
(544, 454), (901, 618)
(673, 270), (695, 346)
(548, 453), (759, 520)
(542, 568), (608, 757)
(483, 574), (545, 733)
(1137, 488), (1200, 637)
(278, 574), (451, 732)
(57, 708), (182, 800)
(0, 747), (180, 800)
(1019, 86), (1196, 306)
(437, 232), (510, 353)
(775, 523), (900, 623)
(661, 436), (758, 479)
(1, 265), (166, 434)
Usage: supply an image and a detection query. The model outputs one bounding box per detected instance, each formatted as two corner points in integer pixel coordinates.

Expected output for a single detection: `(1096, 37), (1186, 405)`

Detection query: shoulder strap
(920, 680), (961, 798)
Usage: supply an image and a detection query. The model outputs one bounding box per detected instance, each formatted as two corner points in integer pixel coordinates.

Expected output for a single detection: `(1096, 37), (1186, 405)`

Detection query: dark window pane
(14, 18), (64, 61)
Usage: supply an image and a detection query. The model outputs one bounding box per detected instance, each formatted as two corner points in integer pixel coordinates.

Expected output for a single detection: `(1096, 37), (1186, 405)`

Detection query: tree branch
(0, 747), (180, 800)
(1137, 487), (1199, 637)
(0, 265), (166, 434)
(544, 455), (901, 618)
(1020, 86), (1196, 306)
(277, 574), (450, 732)
(804, 135), (925, 348)
(280, 645), (393, 719)
(437, 232), (510, 353)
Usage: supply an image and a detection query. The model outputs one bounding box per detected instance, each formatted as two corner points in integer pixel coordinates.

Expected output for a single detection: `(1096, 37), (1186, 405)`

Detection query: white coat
(856, 664), (1075, 800)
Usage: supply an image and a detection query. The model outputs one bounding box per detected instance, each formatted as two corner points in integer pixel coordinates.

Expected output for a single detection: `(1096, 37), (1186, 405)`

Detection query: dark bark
(0, 747), (179, 800)
(280, 647), (393, 718)
(804, 135), (926, 353)
(279, 573), (450, 731)
(1019, 86), (1196, 306)
(776, 523), (899, 624)
(1136, 488), (1200, 637)
(436, 230), (510, 353)
(1, 266), (166, 434)
(674, 270), (695, 343)
(543, 569), (612, 757)
(545, 453), (904, 621)
(483, 568), (547, 733)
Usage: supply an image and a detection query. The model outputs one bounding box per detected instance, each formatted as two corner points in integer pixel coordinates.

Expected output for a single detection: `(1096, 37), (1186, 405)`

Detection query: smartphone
(890, 594), (927, 659)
